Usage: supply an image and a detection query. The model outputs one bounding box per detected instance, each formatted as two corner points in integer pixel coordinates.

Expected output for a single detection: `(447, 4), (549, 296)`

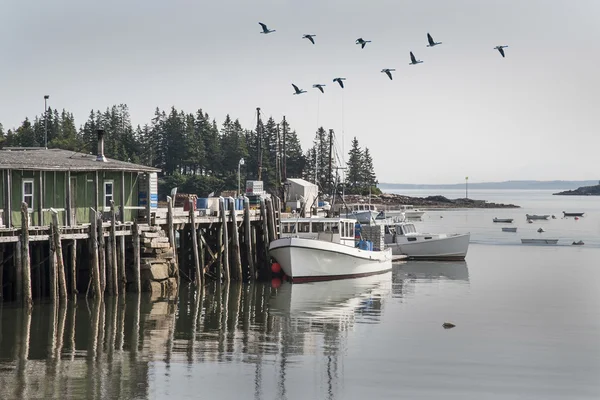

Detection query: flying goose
(355, 38), (371, 49)
(494, 45), (508, 57)
(292, 84), (306, 95)
(312, 84), (326, 93)
(303, 34), (316, 44)
(259, 22), (275, 34)
(333, 77), (346, 88)
(381, 69), (395, 80)
(409, 51), (423, 65)
(427, 33), (441, 47)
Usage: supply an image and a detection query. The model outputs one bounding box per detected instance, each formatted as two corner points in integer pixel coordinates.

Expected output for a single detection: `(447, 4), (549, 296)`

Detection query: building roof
(287, 178), (318, 188)
(0, 148), (161, 172)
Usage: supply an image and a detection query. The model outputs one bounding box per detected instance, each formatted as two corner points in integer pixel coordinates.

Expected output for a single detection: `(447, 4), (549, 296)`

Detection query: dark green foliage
(2, 105), (377, 198)
(344, 137), (378, 194)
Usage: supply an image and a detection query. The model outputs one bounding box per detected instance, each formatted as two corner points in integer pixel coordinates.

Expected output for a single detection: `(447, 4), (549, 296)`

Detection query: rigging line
(341, 90), (345, 164)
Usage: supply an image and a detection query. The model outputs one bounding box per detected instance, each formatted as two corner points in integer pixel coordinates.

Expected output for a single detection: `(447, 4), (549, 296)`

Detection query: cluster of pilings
(173, 196), (281, 286)
(0, 195), (282, 305)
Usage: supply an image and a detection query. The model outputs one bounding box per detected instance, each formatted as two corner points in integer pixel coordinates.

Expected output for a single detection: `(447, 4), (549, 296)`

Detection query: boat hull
(521, 239), (558, 244)
(563, 212), (584, 217)
(404, 211), (425, 219)
(526, 214), (550, 220)
(269, 237), (393, 283)
(493, 218), (513, 223)
(502, 227), (517, 232)
(388, 233), (470, 260)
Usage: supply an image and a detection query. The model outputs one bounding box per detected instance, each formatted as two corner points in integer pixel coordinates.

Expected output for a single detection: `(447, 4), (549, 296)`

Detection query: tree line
(0, 105), (377, 197)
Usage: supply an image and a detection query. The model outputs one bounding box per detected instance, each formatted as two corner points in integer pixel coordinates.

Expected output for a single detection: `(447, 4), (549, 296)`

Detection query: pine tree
(346, 136), (363, 190)
(362, 147), (377, 186)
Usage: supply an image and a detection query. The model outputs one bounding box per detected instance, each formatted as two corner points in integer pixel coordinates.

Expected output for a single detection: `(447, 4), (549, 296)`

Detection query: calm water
(1, 190), (599, 399)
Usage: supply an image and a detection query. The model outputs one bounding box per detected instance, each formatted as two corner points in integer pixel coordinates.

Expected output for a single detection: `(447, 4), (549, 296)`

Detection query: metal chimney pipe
(96, 129), (107, 162)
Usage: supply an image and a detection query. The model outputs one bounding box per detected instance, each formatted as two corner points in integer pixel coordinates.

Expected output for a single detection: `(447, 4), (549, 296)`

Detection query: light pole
(44, 95), (50, 148)
(465, 176), (469, 199)
(237, 158), (245, 197)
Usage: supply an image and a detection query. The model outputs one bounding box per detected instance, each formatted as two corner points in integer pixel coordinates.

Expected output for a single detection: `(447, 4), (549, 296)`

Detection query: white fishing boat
(382, 220), (470, 260)
(399, 205), (425, 219)
(493, 217), (513, 223)
(272, 217), (393, 282)
(525, 214), (550, 220)
(502, 227), (517, 232)
(337, 203), (379, 224)
(521, 238), (559, 245)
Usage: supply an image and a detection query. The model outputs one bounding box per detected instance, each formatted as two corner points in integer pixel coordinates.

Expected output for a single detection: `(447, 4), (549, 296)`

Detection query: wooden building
(0, 130), (160, 227)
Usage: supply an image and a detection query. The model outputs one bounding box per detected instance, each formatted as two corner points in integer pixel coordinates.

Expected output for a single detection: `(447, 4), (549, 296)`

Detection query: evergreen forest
(0, 105), (379, 198)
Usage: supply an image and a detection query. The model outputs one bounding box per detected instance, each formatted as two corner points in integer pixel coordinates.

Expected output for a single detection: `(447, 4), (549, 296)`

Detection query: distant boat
(526, 214), (550, 220)
(563, 211), (585, 217)
(400, 205), (425, 219)
(521, 238), (558, 245)
(572, 240), (585, 246)
(527, 219), (533, 224)
(537, 228), (545, 233)
(493, 217), (513, 223)
(502, 227), (517, 232)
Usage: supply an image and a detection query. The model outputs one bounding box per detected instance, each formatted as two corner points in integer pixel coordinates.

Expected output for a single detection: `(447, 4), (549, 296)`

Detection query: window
(312, 222), (324, 232)
(298, 222), (310, 233)
(23, 180), (34, 210)
(104, 181), (114, 209)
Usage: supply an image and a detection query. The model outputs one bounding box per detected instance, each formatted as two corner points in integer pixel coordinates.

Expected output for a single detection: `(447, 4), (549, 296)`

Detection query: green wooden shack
(0, 131), (160, 227)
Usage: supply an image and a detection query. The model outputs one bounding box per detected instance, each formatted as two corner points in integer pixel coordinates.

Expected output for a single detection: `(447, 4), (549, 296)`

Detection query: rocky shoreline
(553, 184), (600, 196)
(341, 193), (520, 209)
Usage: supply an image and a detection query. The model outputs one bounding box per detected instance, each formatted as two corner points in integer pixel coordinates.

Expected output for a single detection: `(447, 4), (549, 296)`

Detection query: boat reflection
(394, 260), (470, 282)
(269, 272), (391, 324)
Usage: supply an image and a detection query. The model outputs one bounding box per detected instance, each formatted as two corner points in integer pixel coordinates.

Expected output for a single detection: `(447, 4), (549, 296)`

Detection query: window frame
(104, 180), (114, 210)
(22, 179), (34, 212)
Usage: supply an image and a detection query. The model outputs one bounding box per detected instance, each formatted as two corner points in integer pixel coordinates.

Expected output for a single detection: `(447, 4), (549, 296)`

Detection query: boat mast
(257, 107), (262, 181)
(328, 129), (334, 197)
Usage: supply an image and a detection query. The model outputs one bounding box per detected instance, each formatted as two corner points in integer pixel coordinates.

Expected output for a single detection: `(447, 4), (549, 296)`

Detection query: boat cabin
(280, 217), (357, 246)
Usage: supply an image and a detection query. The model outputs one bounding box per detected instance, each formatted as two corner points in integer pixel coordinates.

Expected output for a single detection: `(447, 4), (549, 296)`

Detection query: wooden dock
(0, 196), (282, 305)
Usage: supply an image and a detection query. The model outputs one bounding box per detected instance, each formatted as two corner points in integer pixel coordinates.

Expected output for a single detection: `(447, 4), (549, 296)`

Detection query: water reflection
(0, 272), (392, 399)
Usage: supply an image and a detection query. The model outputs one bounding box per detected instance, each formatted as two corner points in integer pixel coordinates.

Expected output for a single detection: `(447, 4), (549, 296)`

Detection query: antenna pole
(328, 129), (334, 197)
(282, 116), (287, 181)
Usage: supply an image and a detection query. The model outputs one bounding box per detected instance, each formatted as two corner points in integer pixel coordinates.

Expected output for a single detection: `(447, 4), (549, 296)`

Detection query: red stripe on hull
(285, 268), (392, 284)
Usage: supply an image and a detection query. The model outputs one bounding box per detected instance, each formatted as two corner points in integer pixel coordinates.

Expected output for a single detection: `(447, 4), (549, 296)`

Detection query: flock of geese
(258, 22), (509, 95)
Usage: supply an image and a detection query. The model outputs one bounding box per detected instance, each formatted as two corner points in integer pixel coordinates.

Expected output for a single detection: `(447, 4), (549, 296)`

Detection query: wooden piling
(118, 205), (126, 288)
(219, 198), (230, 282)
(71, 240), (78, 296)
(109, 201), (118, 296)
(50, 209), (68, 301)
(97, 215), (106, 294)
(20, 203), (32, 308)
(229, 199), (242, 281)
(243, 197), (256, 281)
(89, 209), (101, 299)
(0, 247), (3, 301)
(167, 196), (179, 281)
(49, 233), (57, 301)
(199, 229), (205, 280)
(260, 198), (270, 263)
(132, 221), (141, 293)
(190, 199), (202, 287)
(16, 240), (22, 302)
(265, 198), (276, 244)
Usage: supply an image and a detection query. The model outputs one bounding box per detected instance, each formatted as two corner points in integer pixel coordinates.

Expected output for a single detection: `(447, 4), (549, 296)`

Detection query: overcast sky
(1, 0), (598, 184)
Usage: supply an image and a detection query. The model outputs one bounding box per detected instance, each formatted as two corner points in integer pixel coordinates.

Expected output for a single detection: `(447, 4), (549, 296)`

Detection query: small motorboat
(502, 227), (517, 232)
(572, 240), (585, 246)
(563, 211), (584, 217)
(537, 228), (545, 233)
(493, 218), (514, 223)
(521, 238), (558, 245)
(527, 219), (533, 224)
(551, 215), (556, 219)
(526, 214), (550, 220)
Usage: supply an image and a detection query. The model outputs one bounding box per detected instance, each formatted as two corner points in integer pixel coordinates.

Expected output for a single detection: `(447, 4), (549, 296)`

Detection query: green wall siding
(6, 169), (143, 227)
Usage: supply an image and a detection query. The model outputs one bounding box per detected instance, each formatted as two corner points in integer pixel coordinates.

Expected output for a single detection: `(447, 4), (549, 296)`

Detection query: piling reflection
(0, 272), (395, 399)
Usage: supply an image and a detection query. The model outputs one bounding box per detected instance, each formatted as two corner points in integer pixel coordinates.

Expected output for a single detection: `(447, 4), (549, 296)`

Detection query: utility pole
(256, 107), (262, 181)
(44, 95), (50, 148)
(465, 176), (469, 199)
(328, 129), (334, 197)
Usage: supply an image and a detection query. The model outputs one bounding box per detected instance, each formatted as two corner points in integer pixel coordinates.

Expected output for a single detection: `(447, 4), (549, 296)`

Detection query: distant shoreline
(379, 180), (598, 191)
(344, 193), (520, 209)
(553, 184), (600, 196)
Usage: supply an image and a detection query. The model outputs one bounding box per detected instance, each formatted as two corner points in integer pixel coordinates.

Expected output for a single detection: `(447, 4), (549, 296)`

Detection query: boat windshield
(398, 224), (417, 235)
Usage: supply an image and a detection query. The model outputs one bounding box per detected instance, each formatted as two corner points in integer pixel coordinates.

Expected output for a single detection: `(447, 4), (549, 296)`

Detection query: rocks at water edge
(553, 184), (600, 196)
